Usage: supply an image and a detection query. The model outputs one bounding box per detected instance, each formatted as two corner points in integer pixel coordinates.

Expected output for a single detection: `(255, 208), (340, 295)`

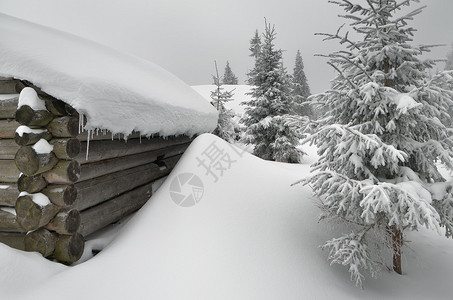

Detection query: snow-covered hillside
(0, 134), (452, 299)
(192, 84), (253, 117)
(0, 13), (217, 137)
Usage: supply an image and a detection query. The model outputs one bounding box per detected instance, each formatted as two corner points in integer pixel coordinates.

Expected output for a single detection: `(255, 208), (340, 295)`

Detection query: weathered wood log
(0, 208), (26, 232)
(73, 161), (171, 211)
(64, 104), (79, 117)
(14, 129), (52, 146)
(0, 79), (21, 94)
(46, 116), (79, 137)
(158, 154), (182, 171)
(16, 80), (47, 96)
(53, 233), (84, 264)
(45, 209), (80, 235)
(0, 232), (25, 251)
(0, 139), (20, 159)
(15, 195), (60, 231)
(43, 96), (67, 116)
(0, 96), (18, 119)
(43, 160), (80, 184)
(0, 119), (20, 138)
(0, 183), (19, 206)
(24, 228), (57, 257)
(17, 174), (47, 193)
(78, 143), (188, 182)
(0, 160), (21, 182)
(76, 135), (190, 164)
(42, 185), (77, 207)
(15, 146), (59, 176)
(15, 105), (54, 127)
(50, 138), (81, 159)
(78, 181), (153, 237)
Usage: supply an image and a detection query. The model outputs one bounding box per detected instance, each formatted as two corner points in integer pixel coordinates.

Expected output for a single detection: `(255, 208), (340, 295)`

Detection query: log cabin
(0, 13), (218, 264)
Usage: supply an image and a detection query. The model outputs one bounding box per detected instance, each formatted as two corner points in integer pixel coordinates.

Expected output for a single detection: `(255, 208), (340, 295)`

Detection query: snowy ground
(0, 133), (452, 299)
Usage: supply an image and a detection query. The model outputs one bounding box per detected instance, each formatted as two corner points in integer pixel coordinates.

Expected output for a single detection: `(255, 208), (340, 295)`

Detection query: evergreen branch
(327, 62), (358, 90)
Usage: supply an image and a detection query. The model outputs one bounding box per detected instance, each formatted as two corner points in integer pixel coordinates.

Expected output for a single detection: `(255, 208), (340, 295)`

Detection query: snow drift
(0, 134), (452, 299)
(0, 13), (217, 137)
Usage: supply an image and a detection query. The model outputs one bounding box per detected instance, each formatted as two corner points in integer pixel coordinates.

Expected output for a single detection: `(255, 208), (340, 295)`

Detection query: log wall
(0, 79), (189, 264)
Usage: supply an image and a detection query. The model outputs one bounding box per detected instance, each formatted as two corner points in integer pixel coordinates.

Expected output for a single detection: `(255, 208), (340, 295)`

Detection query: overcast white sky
(0, 0), (452, 93)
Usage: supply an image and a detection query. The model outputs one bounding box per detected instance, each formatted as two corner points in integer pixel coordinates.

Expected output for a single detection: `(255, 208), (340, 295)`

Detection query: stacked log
(0, 80), (190, 264)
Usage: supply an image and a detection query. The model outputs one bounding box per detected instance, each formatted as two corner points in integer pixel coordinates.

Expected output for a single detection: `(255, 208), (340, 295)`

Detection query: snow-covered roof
(0, 13), (218, 137)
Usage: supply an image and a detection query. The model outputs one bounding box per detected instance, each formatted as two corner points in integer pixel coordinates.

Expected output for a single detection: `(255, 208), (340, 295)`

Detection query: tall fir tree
(446, 43), (453, 70)
(210, 61), (238, 142)
(249, 29), (261, 58)
(241, 20), (303, 163)
(299, 0), (453, 287)
(247, 30), (262, 85)
(292, 50), (311, 116)
(222, 61), (239, 85)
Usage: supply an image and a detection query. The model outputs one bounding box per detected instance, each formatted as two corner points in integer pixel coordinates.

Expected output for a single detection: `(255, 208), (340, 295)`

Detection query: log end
(15, 105), (53, 126)
(17, 174), (47, 193)
(15, 195), (42, 231)
(15, 146), (58, 176)
(15, 146), (39, 176)
(24, 228), (57, 257)
(66, 139), (81, 158)
(64, 210), (81, 234)
(53, 233), (84, 264)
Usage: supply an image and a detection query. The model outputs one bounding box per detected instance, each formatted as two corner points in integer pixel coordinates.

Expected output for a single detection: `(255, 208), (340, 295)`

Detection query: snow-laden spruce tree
(241, 20), (304, 163)
(292, 50), (312, 117)
(211, 62), (238, 142)
(222, 61), (238, 85)
(300, 0), (453, 287)
(247, 30), (262, 85)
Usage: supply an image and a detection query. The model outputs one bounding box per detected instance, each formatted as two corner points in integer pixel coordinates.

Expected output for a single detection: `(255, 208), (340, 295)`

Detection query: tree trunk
(391, 225), (403, 275)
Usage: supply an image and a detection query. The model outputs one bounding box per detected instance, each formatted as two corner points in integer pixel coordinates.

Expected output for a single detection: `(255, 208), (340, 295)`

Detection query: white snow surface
(391, 93), (422, 114)
(32, 139), (53, 154)
(0, 13), (217, 137)
(15, 126), (47, 137)
(0, 134), (452, 299)
(18, 192), (50, 207)
(0, 94), (18, 100)
(17, 87), (46, 110)
(0, 207), (16, 216)
(192, 84), (253, 117)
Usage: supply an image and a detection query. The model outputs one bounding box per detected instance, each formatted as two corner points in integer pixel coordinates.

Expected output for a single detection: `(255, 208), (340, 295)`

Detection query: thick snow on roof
(0, 13), (217, 137)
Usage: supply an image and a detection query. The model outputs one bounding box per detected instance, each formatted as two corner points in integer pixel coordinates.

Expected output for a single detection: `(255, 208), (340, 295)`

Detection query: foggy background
(0, 0), (452, 93)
